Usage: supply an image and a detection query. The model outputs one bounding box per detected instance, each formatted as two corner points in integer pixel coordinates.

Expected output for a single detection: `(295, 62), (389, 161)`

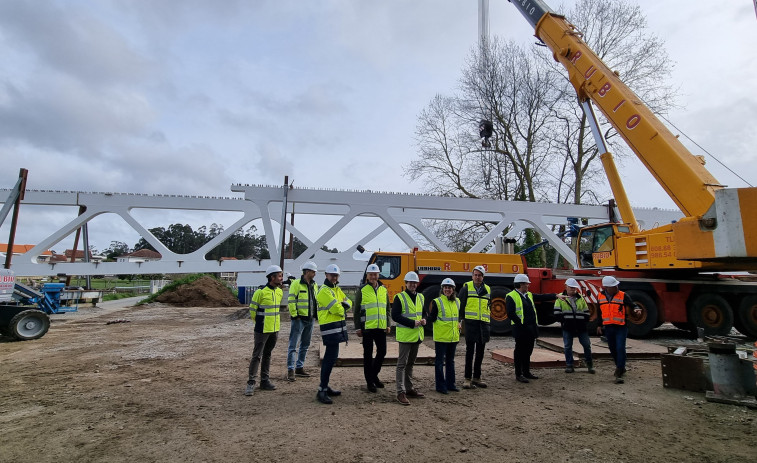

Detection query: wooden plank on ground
(536, 336), (667, 359)
(318, 341), (435, 367)
(491, 348), (566, 368)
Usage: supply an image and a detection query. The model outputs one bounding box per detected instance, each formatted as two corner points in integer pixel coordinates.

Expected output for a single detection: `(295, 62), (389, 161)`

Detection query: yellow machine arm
(508, 0), (757, 264)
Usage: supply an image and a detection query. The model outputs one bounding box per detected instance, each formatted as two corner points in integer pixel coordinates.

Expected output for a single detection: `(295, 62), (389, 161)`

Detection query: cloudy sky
(1, 0), (755, 253)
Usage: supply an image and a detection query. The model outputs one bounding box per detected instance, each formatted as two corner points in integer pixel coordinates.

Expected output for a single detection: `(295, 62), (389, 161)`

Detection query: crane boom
(508, 0), (757, 264)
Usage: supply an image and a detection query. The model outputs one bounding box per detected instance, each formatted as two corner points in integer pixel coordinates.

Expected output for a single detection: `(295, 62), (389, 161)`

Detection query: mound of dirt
(154, 276), (242, 307)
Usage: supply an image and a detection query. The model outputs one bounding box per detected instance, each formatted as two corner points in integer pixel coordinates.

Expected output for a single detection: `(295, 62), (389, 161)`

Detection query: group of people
(244, 262), (640, 404)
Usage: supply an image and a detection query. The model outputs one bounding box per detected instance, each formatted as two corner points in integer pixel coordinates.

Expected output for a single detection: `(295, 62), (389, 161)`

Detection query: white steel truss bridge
(1, 184), (681, 286)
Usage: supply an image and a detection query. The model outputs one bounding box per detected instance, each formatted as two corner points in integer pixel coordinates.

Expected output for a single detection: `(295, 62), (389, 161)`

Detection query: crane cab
(576, 223), (629, 269)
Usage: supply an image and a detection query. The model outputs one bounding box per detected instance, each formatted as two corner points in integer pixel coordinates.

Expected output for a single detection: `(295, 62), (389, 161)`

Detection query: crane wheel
(735, 295), (757, 339)
(625, 290), (657, 338)
(8, 309), (51, 341)
(489, 287), (512, 335)
(689, 294), (734, 337)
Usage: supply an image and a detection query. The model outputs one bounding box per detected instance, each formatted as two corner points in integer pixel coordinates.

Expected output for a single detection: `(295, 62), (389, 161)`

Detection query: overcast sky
(1, 0), (755, 253)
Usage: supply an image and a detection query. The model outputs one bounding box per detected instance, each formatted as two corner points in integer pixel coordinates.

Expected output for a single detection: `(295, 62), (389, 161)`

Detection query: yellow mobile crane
(361, 1), (757, 339)
(509, 0), (757, 272)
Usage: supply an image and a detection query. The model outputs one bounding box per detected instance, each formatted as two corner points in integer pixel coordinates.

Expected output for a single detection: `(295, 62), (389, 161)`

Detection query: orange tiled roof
(0, 243), (53, 256)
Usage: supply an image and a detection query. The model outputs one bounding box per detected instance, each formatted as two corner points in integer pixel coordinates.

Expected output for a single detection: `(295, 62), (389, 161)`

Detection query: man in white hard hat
(391, 271), (427, 405)
(315, 264), (351, 404)
(354, 263), (391, 393)
(506, 273), (565, 383)
(245, 264), (284, 396)
(458, 265), (491, 389)
(554, 278), (594, 374)
(286, 261), (318, 382)
(597, 275), (640, 384)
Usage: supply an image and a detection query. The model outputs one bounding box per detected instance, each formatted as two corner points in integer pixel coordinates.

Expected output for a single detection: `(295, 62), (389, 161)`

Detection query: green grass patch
(102, 292), (141, 302)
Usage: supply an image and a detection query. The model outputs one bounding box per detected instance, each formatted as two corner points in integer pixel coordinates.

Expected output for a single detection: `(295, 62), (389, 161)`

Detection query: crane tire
(735, 295), (757, 339)
(489, 287), (512, 335)
(625, 290), (657, 338)
(689, 294), (734, 337)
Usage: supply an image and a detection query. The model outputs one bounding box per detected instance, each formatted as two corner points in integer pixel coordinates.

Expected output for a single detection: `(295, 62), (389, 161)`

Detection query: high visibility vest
(250, 286), (282, 333)
(506, 290), (538, 325)
(433, 296), (460, 343)
(359, 283), (388, 330)
(288, 278), (318, 318)
(317, 284), (350, 344)
(463, 281), (491, 323)
(598, 291), (627, 325)
(395, 292), (425, 343)
(553, 295), (589, 318)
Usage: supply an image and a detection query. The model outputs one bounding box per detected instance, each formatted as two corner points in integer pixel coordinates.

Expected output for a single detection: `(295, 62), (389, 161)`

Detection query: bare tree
(408, 0), (676, 261)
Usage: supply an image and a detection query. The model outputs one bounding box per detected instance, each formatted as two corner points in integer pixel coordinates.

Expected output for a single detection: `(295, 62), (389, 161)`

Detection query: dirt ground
(1, 300), (755, 463)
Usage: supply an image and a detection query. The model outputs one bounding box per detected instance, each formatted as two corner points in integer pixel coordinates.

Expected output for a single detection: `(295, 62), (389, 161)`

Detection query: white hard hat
(565, 278), (580, 289)
(473, 265), (486, 276)
(602, 276), (620, 287)
(366, 263), (380, 273)
(441, 278), (456, 287)
(265, 264), (283, 276)
(404, 271), (420, 282)
(301, 261), (317, 272)
(325, 264), (340, 275)
(513, 274), (531, 284)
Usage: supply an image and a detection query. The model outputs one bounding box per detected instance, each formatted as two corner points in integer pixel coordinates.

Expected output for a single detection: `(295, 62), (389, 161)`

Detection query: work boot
(373, 379), (385, 388)
(516, 375), (529, 383)
(565, 365), (575, 373)
(614, 368), (624, 384)
(260, 380), (277, 391)
(472, 378), (488, 388)
(295, 367), (311, 377)
(244, 383), (255, 396)
(463, 378), (476, 389)
(316, 390), (333, 404)
(326, 386), (341, 396)
(614, 376), (625, 384)
(587, 362), (595, 374)
(287, 369), (296, 382)
(397, 392), (410, 406)
(406, 389), (425, 398)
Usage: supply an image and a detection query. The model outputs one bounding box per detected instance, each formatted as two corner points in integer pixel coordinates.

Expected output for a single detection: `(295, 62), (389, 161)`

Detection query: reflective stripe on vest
(250, 286), (282, 333)
(288, 279), (317, 317)
(553, 296), (589, 319)
(433, 296), (460, 343)
(359, 284), (388, 329)
(598, 291), (626, 325)
(395, 292), (424, 343)
(317, 285), (348, 344)
(463, 281), (491, 322)
(506, 290), (538, 325)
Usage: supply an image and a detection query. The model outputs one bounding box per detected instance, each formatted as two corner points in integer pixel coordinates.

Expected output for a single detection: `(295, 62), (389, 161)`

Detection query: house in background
(117, 249), (162, 263)
(48, 249), (106, 264)
(0, 243), (53, 264)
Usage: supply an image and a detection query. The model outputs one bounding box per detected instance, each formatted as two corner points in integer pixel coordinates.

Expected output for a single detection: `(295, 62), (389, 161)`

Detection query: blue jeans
(434, 342), (458, 392)
(320, 343), (340, 390)
(562, 330), (593, 365)
(287, 317), (313, 370)
(603, 324), (628, 370)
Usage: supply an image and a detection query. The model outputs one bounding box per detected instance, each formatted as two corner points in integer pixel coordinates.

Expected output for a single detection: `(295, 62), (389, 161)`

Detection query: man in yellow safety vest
(355, 263), (391, 393)
(506, 273), (563, 384)
(245, 265), (284, 396)
(392, 271), (427, 405)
